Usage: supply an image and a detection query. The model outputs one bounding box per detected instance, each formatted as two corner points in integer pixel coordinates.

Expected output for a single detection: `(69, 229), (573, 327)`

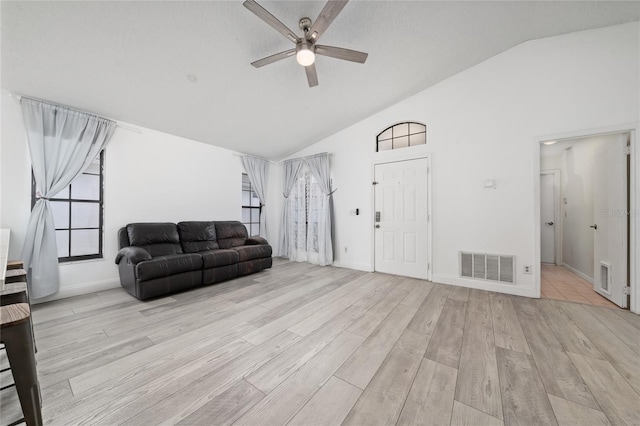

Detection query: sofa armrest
(245, 236), (269, 245)
(115, 247), (152, 265)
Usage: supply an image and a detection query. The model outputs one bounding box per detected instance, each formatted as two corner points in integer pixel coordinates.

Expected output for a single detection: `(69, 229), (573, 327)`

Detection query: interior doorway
(540, 132), (630, 309)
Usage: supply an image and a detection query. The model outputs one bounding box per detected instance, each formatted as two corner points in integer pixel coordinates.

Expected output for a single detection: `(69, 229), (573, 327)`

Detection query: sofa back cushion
(178, 221), (220, 253)
(126, 223), (183, 257)
(214, 221), (248, 249)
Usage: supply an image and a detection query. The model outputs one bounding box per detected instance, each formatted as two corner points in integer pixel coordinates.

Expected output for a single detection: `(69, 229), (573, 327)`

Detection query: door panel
(593, 135), (628, 308)
(374, 158), (429, 279)
(540, 173), (556, 264)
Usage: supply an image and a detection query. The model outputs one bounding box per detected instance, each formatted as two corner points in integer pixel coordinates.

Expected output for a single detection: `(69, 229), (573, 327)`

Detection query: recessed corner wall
(275, 22), (640, 296)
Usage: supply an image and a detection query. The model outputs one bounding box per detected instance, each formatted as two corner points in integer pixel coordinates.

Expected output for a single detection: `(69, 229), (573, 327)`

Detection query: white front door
(593, 134), (628, 308)
(540, 173), (557, 264)
(374, 158), (429, 279)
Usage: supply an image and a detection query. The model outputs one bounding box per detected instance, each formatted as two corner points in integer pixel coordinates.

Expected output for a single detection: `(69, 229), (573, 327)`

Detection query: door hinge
(623, 286), (630, 295)
(624, 146), (631, 155)
(372, 181), (378, 185)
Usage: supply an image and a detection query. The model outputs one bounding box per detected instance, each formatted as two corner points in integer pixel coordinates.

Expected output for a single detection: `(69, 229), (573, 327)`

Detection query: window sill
(59, 257), (105, 266)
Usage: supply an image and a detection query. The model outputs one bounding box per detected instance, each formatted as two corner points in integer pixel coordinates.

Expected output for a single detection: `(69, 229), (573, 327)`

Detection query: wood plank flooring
(2, 258), (640, 426)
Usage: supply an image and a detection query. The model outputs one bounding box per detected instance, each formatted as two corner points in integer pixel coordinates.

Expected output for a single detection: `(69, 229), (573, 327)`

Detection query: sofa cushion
(127, 223), (183, 257)
(178, 221), (220, 253)
(135, 253), (202, 282)
(214, 221), (248, 249)
(201, 249), (239, 268)
(233, 244), (272, 262)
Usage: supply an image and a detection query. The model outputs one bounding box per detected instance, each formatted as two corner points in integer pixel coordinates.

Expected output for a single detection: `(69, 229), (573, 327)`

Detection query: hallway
(541, 264), (619, 308)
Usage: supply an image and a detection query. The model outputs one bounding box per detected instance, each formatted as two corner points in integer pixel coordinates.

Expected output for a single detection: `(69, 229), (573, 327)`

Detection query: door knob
(375, 224), (380, 228)
(546, 222), (554, 226)
(590, 224), (598, 230)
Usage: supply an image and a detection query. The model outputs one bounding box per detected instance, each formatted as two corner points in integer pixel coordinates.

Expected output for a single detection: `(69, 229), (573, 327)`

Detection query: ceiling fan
(243, 0), (368, 87)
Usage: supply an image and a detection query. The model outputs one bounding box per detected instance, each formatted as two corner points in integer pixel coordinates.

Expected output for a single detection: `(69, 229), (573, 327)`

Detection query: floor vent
(460, 252), (515, 284)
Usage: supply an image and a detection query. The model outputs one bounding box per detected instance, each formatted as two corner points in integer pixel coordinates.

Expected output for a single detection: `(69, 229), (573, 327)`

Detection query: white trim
(332, 260), (373, 272)
(533, 123), (640, 314)
(31, 278), (120, 304)
(432, 274), (537, 298)
(562, 263), (594, 284)
(540, 169), (562, 265)
(371, 150), (432, 281)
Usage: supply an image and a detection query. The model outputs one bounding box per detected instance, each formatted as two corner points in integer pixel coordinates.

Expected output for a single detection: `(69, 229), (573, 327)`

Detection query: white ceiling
(2, 1), (638, 160)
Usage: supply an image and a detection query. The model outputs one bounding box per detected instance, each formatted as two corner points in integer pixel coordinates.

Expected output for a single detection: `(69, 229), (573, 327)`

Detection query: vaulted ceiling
(2, 1), (638, 160)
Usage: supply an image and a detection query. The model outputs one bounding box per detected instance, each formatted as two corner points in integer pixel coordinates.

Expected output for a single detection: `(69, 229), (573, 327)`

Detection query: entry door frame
(533, 123), (639, 314)
(371, 151), (432, 281)
(540, 169), (562, 265)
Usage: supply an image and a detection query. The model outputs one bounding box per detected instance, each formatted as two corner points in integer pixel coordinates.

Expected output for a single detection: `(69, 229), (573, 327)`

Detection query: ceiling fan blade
(306, 0), (349, 42)
(243, 0), (300, 43)
(251, 49), (296, 68)
(305, 63), (319, 87)
(315, 45), (368, 63)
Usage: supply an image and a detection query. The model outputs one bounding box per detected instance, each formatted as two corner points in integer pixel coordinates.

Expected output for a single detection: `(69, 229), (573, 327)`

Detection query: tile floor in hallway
(541, 264), (619, 308)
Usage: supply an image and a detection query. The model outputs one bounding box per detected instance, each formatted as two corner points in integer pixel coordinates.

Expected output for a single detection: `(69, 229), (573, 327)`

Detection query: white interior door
(593, 135), (628, 308)
(540, 173), (557, 264)
(374, 158), (429, 279)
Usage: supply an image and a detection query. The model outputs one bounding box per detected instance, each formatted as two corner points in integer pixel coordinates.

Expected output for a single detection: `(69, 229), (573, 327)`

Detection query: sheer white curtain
(241, 155), (269, 238)
(21, 98), (116, 298)
(282, 153), (334, 266)
(279, 158), (304, 256)
(306, 153), (334, 265)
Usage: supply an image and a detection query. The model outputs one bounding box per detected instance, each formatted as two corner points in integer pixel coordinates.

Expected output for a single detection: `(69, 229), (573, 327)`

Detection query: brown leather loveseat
(115, 221), (272, 300)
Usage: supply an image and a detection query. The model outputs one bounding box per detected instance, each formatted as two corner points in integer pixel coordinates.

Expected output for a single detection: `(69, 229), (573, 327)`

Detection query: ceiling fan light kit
(244, 0), (368, 87)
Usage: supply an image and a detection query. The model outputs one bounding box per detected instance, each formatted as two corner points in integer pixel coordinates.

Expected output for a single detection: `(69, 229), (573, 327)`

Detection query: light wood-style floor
(2, 259), (640, 425)
(541, 264), (619, 308)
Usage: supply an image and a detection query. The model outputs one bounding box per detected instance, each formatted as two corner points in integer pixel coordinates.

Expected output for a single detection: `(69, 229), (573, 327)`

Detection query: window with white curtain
(241, 173), (261, 236)
(288, 168), (328, 263)
(31, 151), (104, 262)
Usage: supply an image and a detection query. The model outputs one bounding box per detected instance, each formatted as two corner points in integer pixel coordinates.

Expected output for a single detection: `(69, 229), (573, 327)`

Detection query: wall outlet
(523, 265), (532, 274)
(344, 246), (348, 254)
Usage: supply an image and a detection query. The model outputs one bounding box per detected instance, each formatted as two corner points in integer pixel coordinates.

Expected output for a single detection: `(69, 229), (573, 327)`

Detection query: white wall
(0, 90), (246, 301)
(273, 22), (639, 297)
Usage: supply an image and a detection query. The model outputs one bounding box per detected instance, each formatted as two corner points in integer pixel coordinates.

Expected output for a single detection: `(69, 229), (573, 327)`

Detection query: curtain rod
(8, 92), (142, 134)
(284, 152), (332, 163)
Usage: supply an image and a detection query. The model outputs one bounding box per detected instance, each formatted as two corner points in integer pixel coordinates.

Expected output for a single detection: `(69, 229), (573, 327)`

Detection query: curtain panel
(305, 154), (334, 265)
(21, 98), (116, 298)
(241, 155), (270, 239)
(278, 158), (304, 256)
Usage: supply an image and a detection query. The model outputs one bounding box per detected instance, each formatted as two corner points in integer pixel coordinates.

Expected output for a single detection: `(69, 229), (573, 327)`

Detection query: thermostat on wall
(484, 179), (496, 189)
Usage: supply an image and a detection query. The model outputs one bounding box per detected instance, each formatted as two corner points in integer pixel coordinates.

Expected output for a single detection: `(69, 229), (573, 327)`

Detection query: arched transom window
(376, 122), (426, 152)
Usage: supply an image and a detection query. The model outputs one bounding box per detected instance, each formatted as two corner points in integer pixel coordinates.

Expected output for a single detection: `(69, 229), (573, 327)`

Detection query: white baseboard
(562, 263), (594, 284)
(431, 274), (538, 298)
(32, 278), (121, 304)
(332, 260), (373, 272)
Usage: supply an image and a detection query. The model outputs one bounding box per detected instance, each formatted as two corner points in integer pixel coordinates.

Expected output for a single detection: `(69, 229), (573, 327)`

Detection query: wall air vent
(460, 252), (515, 284)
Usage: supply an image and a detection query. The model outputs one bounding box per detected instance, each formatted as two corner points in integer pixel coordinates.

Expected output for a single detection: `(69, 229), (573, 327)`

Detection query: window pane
(50, 186), (69, 199)
(393, 123), (409, 137)
(56, 230), (69, 257)
(378, 139), (393, 151)
(70, 229), (99, 256)
(251, 224), (260, 237)
(71, 174), (100, 200)
(244, 224), (250, 235)
(242, 207), (251, 223)
(395, 135), (409, 148)
(51, 201), (70, 229)
(251, 208), (260, 223)
(378, 127), (392, 140)
(410, 132), (426, 146)
(242, 191), (251, 206)
(409, 122), (426, 134)
(251, 191), (260, 207)
(71, 202), (100, 228)
(242, 174), (251, 191)
(84, 158), (101, 175)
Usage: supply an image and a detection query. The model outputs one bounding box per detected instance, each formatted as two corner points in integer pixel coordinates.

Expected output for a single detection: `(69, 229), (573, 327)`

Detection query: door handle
(590, 224), (598, 230)
(375, 224), (380, 228)
(546, 222), (554, 226)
